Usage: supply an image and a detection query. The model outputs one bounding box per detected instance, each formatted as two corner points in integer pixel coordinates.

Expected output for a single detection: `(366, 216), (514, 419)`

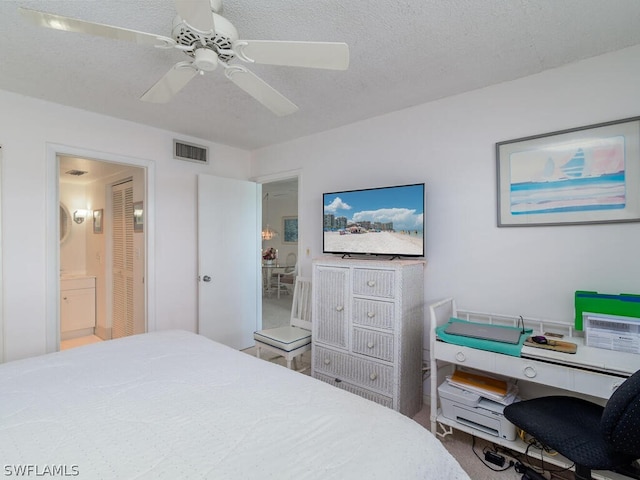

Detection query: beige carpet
(413, 408), (530, 480)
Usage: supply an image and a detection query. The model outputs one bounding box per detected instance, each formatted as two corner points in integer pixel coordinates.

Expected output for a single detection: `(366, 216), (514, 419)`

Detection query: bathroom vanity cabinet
(60, 276), (96, 340)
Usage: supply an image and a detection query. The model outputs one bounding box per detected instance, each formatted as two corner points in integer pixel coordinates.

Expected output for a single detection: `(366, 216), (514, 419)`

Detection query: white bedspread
(0, 330), (469, 479)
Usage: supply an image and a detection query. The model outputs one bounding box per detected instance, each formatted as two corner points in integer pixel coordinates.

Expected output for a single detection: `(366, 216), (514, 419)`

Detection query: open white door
(197, 174), (260, 349)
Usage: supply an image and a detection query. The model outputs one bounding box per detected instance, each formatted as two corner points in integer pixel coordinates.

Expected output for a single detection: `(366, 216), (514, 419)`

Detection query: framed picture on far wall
(282, 216), (298, 244)
(93, 209), (103, 234)
(496, 116), (640, 227)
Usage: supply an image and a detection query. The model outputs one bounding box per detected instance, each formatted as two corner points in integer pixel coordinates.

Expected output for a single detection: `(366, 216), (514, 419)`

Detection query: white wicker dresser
(311, 257), (425, 417)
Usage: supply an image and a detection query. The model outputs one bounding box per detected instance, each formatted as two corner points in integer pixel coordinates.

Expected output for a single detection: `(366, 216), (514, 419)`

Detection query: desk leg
(263, 267), (273, 297)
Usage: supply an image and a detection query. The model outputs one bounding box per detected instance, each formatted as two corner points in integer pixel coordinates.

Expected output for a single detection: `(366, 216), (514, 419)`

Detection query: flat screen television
(323, 183), (425, 258)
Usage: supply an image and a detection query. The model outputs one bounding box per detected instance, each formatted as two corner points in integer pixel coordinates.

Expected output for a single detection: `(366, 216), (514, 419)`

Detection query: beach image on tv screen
(323, 184), (424, 256)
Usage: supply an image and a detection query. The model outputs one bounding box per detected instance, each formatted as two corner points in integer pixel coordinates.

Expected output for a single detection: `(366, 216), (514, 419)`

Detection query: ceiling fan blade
(140, 64), (198, 103)
(19, 8), (175, 48)
(234, 40), (349, 70)
(224, 66), (298, 116)
(174, 0), (215, 34)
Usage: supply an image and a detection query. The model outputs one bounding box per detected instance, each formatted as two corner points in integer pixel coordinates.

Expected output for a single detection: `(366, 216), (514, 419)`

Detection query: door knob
(202, 275), (211, 282)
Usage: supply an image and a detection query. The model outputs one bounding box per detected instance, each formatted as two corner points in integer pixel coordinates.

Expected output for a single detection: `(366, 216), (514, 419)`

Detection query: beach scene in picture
(323, 184), (424, 256)
(509, 136), (626, 216)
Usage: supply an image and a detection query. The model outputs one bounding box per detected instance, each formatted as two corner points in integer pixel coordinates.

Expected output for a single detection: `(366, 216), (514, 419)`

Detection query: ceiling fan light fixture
(194, 48), (218, 71)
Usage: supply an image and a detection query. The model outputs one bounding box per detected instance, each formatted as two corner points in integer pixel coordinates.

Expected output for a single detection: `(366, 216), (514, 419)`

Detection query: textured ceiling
(1, 0), (640, 150)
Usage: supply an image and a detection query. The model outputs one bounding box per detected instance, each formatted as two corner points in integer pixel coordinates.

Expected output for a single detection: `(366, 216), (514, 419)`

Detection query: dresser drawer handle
(367, 280), (376, 287)
(369, 373), (378, 381)
(455, 351), (466, 362)
(367, 312), (375, 318)
(324, 358), (331, 365)
(367, 342), (374, 349)
(336, 305), (344, 312)
(612, 382), (622, 391)
(523, 366), (537, 378)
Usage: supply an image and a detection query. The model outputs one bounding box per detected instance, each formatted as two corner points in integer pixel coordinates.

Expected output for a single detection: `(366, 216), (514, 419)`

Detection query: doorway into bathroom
(59, 155), (146, 350)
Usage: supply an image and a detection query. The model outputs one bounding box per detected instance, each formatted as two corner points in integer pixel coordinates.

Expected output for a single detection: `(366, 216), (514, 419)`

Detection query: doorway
(54, 149), (151, 351)
(259, 176), (299, 331)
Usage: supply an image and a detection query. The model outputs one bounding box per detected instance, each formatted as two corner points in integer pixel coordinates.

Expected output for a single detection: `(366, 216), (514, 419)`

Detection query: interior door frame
(45, 143), (156, 353)
(0, 145), (3, 362)
(253, 169), (303, 277)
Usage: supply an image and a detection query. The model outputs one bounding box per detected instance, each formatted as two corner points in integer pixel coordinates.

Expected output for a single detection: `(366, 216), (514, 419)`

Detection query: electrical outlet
(306, 247), (311, 257)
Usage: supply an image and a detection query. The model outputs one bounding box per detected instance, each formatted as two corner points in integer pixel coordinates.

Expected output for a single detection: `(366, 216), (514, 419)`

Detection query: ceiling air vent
(65, 169), (88, 176)
(174, 139), (209, 165)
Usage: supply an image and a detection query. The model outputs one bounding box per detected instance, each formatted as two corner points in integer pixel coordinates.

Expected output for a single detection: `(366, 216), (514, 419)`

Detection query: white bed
(0, 330), (469, 479)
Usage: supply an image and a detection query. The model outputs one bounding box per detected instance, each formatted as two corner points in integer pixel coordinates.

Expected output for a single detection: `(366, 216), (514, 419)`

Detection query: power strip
(484, 451), (505, 467)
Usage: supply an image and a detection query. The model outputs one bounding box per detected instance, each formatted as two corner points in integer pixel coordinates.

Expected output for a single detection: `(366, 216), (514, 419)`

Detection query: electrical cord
(471, 436), (515, 472)
(421, 362), (431, 381)
(478, 435), (574, 479)
(519, 433), (575, 477)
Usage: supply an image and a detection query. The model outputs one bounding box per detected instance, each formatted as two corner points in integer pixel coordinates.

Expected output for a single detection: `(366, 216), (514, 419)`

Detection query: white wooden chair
(270, 252), (297, 299)
(254, 276), (312, 371)
(274, 262), (297, 299)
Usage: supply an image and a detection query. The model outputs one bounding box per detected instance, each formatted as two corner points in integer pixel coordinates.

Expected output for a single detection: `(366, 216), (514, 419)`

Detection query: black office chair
(504, 369), (640, 480)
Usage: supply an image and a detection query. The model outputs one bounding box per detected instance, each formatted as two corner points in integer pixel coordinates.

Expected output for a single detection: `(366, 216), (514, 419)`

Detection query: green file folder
(574, 291), (640, 330)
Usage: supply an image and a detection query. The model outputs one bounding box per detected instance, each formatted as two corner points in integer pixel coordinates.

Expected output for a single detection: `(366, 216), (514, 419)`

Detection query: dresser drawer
(314, 373), (393, 408)
(352, 327), (394, 362)
(435, 341), (495, 371)
(353, 269), (395, 298)
(314, 346), (393, 395)
(352, 298), (394, 329)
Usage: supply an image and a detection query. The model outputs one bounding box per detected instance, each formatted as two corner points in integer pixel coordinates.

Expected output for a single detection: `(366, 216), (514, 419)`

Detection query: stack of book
(446, 369), (518, 405)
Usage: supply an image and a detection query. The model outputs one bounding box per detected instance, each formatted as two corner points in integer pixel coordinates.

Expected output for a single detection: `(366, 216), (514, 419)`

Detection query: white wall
(251, 45), (640, 328)
(60, 183), (88, 275)
(0, 91), (250, 361)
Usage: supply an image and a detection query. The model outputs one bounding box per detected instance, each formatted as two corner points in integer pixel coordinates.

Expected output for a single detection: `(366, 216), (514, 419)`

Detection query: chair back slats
(291, 277), (312, 331)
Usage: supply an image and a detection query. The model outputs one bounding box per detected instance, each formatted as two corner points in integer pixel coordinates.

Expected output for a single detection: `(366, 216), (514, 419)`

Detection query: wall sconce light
(73, 209), (88, 224)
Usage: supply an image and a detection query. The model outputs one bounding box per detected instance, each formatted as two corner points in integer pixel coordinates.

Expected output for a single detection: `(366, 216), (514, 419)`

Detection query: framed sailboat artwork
(496, 116), (640, 226)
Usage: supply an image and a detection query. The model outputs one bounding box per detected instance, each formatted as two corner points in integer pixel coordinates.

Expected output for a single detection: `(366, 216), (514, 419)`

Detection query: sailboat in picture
(509, 140), (626, 216)
(560, 148), (586, 178)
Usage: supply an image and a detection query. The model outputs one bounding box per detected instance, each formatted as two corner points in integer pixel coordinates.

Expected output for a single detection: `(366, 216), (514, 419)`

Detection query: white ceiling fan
(19, 0), (349, 116)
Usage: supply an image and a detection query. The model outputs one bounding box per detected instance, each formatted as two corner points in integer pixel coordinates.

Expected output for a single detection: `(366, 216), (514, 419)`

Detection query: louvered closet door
(112, 181), (134, 339)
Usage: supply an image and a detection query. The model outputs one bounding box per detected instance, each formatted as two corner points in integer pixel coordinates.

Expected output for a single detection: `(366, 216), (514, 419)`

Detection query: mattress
(0, 330), (469, 479)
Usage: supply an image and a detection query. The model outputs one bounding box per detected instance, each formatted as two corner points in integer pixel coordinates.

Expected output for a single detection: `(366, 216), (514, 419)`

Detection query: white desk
(428, 298), (640, 480)
(521, 337), (639, 377)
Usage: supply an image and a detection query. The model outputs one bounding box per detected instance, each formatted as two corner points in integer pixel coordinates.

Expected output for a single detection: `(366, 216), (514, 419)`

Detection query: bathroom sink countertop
(61, 273), (96, 280)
